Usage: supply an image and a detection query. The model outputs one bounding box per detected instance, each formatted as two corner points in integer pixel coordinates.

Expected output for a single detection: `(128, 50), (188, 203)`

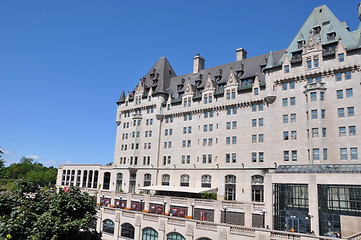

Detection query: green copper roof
(278, 4), (361, 65)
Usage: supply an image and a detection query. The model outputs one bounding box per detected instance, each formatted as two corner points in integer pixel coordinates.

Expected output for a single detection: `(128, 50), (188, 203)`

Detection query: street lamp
(306, 212), (314, 233)
(191, 202), (195, 219)
(261, 209), (267, 228)
(223, 206), (228, 223)
(163, 200), (167, 215)
(140, 197), (144, 211)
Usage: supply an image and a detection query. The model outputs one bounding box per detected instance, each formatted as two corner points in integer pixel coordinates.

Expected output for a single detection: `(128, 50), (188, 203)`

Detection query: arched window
(82, 170), (88, 188)
(144, 173), (151, 187)
(93, 170), (99, 188)
(180, 174), (189, 187)
(251, 175), (264, 202)
(142, 227), (158, 240)
(167, 232), (185, 240)
(201, 175), (212, 188)
(103, 172), (111, 190)
(70, 170), (75, 186)
(225, 175), (236, 200)
(116, 173), (123, 191)
(121, 223), (135, 239)
(197, 238), (212, 240)
(102, 219), (114, 234)
(61, 170), (66, 185)
(162, 174), (170, 186)
(87, 170), (93, 188)
(66, 170), (70, 186)
(76, 170), (81, 187)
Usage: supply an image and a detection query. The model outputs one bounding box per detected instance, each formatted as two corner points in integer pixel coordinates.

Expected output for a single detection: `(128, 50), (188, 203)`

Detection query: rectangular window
(290, 113), (296, 123)
(346, 88), (353, 98)
(182, 155), (186, 164)
(232, 136), (237, 144)
(188, 127), (191, 133)
(321, 109), (326, 119)
(254, 88), (259, 95)
(259, 118), (264, 127)
(335, 73), (342, 81)
(313, 148), (320, 160)
(182, 140), (186, 148)
(282, 83), (288, 90)
(314, 59), (319, 68)
(348, 107), (355, 117)
(282, 98), (288, 106)
(208, 154), (212, 163)
(232, 107), (237, 114)
(340, 148), (348, 160)
(226, 122), (231, 130)
(252, 105), (257, 112)
(252, 135), (257, 143)
(252, 119), (257, 127)
(259, 134), (264, 142)
(322, 128), (327, 137)
(252, 153), (257, 162)
(202, 139), (207, 146)
(345, 71), (351, 80)
(203, 125), (208, 132)
(311, 110), (318, 119)
(307, 60), (312, 69)
(187, 140), (191, 147)
(312, 128), (319, 138)
(209, 124), (213, 132)
(339, 127), (346, 136)
(259, 152), (264, 162)
(208, 138), (213, 146)
(338, 53), (345, 62)
(337, 90), (343, 99)
(338, 108), (345, 118)
(351, 148), (358, 160)
(227, 108), (232, 115)
(290, 97), (296, 106)
(283, 131), (289, 140)
(323, 148), (327, 161)
(320, 92), (325, 101)
(202, 155), (207, 163)
(284, 65), (290, 73)
(349, 126), (356, 136)
(289, 81), (295, 89)
(283, 114), (288, 123)
(310, 92), (317, 101)
(291, 131), (297, 140)
(232, 121), (237, 129)
(232, 153), (237, 163)
(226, 137), (231, 145)
(307, 78), (313, 84)
(259, 103), (263, 111)
(284, 151), (289, 161)
(292, 150), (297, 161)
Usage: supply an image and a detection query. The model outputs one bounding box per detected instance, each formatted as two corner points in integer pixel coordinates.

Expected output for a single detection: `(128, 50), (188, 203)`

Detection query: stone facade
(57, 3), (361, 240)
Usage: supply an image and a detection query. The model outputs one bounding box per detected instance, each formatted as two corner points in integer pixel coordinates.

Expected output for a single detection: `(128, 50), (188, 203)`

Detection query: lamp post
(191, 202), (195, 219)
(261, 209), (267, 228)
(163, 200), (167, 215)
(306, 212), (314, 233)
(223, 206), (228, 223)
(140, 197), (144, 211)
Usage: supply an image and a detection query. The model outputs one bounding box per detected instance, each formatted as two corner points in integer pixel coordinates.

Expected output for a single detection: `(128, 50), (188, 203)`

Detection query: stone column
(308, 175), (319, 235)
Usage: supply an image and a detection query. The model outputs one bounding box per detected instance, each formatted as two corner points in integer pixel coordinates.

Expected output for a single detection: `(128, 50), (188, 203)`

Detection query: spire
(264, 51), (275, 70)
(117, 90), (126, 104)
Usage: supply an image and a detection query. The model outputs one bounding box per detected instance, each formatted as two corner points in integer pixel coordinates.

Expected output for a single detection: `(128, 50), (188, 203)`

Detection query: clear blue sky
(0, 1), (359, 167)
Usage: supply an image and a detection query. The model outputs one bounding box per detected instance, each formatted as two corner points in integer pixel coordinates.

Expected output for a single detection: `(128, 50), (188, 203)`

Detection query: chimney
(193, 54), (205, 74)
(236, 48), (247, 61)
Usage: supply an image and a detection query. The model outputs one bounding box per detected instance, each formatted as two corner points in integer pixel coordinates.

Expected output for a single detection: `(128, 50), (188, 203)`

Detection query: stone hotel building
(57, 3), (361, 240)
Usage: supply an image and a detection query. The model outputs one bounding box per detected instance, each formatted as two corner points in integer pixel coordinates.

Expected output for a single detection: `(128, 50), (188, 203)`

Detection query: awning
(139, 185), (218, 194)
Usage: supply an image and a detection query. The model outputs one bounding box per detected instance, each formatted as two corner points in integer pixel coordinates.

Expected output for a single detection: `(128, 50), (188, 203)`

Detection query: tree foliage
(0, 181), (101, 240)
(2, 157), (57, 187)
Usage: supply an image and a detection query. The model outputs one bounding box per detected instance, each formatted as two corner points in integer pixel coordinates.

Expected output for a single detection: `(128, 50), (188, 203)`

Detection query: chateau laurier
(57, 3), (361, 240)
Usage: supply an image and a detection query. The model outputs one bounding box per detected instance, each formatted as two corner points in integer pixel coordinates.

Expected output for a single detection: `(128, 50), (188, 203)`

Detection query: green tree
(0, 181), (101, 240)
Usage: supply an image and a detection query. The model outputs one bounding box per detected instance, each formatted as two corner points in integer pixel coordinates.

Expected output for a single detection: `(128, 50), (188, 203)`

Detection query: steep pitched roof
(278, 5), (360, 64)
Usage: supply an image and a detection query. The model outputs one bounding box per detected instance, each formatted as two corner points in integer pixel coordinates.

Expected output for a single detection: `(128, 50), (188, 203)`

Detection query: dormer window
(297, 40), (304, 49)
(313, 26), (321, 34)
(284, 65), (290, 73)
(254, 88), (259, 96)
(327, 32), (336, 41)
